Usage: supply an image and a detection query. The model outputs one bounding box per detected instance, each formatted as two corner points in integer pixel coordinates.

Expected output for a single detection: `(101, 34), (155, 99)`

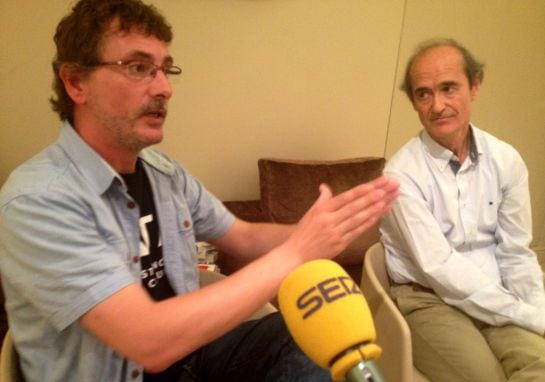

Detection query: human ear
(59, 63), (88, 105)
(470, 75), (482, 101)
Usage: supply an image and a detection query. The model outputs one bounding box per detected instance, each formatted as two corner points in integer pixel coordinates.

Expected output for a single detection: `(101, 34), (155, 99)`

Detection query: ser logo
(296, 275), (362, 319)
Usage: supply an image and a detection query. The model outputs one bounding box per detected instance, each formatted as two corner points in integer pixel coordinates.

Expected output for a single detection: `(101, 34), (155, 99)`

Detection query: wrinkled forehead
(412, 46), (464, 72)
(410, 46), (466, 83)
(98, 18), (170, 60)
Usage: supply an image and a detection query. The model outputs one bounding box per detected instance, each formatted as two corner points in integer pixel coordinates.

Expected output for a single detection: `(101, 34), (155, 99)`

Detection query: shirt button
(132, 256), (139, 264)
(184, 220), (191, 228)
(131, 369), (140, 379)
(127, 201), (136, 209)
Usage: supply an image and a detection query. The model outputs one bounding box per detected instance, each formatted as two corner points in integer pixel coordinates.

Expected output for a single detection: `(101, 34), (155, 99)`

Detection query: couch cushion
(258, 157), (385, 267)
(223, 200), (267, 223)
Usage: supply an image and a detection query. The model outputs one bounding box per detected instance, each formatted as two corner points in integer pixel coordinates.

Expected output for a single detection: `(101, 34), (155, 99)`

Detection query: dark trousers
(176, 313), (332, 382)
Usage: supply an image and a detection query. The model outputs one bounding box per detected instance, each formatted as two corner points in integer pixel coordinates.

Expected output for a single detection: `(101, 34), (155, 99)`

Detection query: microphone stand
(345, 359), (386, 382)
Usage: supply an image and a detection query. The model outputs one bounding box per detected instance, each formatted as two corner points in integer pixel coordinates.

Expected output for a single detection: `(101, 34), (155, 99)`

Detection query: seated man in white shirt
(380, 38), (545, 382)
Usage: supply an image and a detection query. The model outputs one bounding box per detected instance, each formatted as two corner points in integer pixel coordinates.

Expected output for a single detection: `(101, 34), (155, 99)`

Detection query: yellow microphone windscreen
(278, 259), (377, 370)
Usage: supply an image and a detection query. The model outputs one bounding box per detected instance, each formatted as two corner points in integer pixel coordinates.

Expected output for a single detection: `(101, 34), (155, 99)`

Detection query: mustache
(138, 99), (168, 118)
(430, 112), (454, 120)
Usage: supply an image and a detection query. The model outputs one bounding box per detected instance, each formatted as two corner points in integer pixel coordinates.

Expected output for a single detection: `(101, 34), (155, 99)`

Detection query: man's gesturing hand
(282, 176), (399, 263)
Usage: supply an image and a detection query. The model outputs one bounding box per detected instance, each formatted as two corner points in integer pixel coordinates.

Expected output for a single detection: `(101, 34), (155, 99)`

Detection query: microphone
(278, 259), (386, 382)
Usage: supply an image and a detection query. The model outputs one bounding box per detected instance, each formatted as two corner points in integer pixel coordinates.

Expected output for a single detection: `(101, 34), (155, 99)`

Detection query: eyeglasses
(87, 60), (182, 82)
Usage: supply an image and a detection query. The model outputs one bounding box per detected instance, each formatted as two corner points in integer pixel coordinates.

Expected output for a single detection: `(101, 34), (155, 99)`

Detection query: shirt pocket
(480, 194), (500, 232)
(174, 201), (194, 234)
(172, 199), (197, 259)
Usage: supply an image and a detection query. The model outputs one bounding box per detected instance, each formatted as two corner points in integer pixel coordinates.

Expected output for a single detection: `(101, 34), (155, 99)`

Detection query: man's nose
(149, 70), (173, 99)
(431, 94), (446, 113)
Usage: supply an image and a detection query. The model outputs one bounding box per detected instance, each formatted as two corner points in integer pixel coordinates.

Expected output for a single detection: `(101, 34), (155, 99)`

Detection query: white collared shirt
(380, 124), (545, 334)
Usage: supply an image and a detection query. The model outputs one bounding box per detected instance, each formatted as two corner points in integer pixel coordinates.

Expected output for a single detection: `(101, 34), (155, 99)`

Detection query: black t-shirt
(121, 160), (185, 381)
(121, 160), (175, 301)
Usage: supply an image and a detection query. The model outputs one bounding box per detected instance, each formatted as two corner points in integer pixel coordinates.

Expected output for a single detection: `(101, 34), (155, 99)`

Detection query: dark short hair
(401, 38), (485, 102)
(50, 0), (173, 122)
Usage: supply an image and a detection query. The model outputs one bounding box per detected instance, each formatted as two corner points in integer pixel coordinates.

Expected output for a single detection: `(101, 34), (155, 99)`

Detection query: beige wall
(1, 0), (543, 255)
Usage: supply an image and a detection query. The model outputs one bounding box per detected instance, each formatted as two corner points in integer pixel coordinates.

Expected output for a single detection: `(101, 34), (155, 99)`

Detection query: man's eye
(443, 85), (457, 94)
(415, 91), (429, 101)
(128, 62), (151, 74)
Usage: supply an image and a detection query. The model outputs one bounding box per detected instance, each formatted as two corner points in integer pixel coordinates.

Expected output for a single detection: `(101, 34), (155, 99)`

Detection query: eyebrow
(414, 80), (459, 93)
(413, 86), (430, 94)
(122, 50), (174, 65)
(439, 80), (458, 88)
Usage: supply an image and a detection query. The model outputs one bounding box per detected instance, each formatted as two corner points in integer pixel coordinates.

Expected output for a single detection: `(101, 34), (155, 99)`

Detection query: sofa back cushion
(258, 157), (385, 266)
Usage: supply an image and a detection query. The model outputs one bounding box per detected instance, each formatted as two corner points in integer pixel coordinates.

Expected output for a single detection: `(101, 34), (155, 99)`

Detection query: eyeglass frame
(74, 60), (182, 82)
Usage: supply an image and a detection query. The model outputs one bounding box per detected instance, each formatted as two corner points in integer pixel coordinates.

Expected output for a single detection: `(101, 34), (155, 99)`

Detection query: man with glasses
(0, 1), (398, 381)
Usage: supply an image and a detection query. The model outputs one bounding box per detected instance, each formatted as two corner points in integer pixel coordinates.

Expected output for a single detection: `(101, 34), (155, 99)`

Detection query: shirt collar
(139, 147), (176, 177)
(58, 122), (176, 195)
(421, 123), (480, 173)
(468, 128), (481, 163)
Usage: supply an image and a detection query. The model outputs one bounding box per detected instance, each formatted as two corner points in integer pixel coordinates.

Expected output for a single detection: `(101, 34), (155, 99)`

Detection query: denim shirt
(0, 122), (235, 382)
